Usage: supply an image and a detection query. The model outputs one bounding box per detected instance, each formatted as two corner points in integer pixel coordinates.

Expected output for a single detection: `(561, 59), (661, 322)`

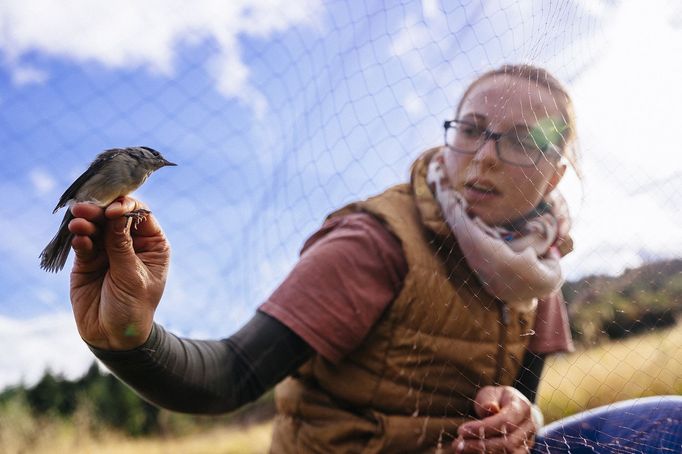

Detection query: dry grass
(538, 322), (682, 422)
(83, 423), (272, 454)
(4, 325), (682, 453)
(0, 419), (273, 454)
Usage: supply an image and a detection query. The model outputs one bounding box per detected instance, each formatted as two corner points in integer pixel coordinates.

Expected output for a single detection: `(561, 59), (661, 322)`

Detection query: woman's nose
(474, 137), (500, 168)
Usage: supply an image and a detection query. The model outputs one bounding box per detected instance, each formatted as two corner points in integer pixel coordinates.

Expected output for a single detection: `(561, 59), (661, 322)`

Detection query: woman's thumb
(105, 216), (136, 267)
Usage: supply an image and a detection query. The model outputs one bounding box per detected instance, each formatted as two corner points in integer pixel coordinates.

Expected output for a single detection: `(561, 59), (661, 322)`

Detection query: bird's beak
(162, 159), (177, 167)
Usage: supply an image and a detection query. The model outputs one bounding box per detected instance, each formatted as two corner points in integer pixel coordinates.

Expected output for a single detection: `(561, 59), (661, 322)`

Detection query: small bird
(39, 146), (177, 272)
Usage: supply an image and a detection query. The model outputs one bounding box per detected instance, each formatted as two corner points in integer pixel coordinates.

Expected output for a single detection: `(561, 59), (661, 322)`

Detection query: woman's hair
(456, 64), (581, 178)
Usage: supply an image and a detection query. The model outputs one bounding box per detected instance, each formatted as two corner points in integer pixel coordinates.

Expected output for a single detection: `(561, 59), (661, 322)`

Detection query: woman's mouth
(463, 181), (501, 202)
(465, 181), (500, 194)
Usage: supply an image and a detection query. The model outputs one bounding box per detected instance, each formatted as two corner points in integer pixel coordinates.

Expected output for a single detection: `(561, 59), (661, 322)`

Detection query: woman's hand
(453, 386), (539, 453)
(69, 196), (171, 350)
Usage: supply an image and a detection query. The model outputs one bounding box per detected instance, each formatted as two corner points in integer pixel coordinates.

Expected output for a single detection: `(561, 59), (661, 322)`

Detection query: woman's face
(444, 74), (567, 226)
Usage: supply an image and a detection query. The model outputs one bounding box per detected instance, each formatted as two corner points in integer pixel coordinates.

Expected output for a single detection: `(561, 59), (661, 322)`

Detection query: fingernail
(455, 440), (464, 452)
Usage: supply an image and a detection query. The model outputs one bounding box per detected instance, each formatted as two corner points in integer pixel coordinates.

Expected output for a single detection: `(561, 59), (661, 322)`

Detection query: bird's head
(128, 146), (177, 171)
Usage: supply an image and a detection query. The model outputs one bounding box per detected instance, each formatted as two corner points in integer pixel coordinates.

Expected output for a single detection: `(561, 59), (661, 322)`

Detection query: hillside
(563, 258), (682, 346)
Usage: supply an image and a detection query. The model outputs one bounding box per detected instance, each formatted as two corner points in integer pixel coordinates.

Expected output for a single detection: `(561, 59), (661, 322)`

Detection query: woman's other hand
(454, 385), (539, 453)
(69, 196), (171, 350)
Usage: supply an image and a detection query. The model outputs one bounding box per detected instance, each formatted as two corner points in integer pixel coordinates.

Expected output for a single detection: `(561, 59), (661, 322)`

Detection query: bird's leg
(123, 209), (151, 230)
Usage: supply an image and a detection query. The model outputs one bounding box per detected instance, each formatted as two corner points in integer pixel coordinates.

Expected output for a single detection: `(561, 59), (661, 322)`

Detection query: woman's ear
(544, 160), (567, 196)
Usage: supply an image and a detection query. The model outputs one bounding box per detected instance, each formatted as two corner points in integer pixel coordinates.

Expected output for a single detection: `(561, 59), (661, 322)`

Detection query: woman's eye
(461, 126), (483, 137)
(504, 134), (535, 153)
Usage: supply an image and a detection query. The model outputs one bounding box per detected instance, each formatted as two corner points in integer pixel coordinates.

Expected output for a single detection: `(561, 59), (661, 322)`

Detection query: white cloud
(564, 0), (682, 276)
(573, 0), (609, 17)
(28, 168), (56, 195)
(0, 313), (93, 389)
(0, 0), (323, 116)
(421, 0), (441, 21)
(403, 91), (427, 116)
(8, 64), (48, 85)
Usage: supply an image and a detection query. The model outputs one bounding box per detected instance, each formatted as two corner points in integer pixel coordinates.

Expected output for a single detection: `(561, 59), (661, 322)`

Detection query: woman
(68, 64), (577, 452)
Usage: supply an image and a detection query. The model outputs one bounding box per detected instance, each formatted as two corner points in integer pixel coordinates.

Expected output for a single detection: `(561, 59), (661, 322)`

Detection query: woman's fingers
(71, 202), (106, 223)
(71, 234), (94, 257)
(104, 196), (161, 238)
(68, 217), (99, 236)
(463, 401), (528, 438)
(104, 197), (141, 218)
(71, 230), (107, 269)
(454, 418), (535, 453)
(454, 386), (536, 453)
(69, 203), (104, 264)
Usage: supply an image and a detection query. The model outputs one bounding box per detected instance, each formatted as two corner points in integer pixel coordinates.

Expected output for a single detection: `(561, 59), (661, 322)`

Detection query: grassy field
(538, 322), (682, 422)
(0, 417), (273, 454)
(3, 324), (682, 453)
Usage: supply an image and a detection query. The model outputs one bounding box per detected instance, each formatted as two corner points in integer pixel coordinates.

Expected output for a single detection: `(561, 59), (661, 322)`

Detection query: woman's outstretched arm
(90, 311), (312, 414)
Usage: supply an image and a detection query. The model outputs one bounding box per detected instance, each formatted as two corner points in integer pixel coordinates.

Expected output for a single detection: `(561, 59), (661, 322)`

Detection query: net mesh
(1, 0), (681, 452)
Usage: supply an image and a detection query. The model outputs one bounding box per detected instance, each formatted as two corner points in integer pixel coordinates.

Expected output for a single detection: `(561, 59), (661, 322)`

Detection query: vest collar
(410, 147), (451, 238)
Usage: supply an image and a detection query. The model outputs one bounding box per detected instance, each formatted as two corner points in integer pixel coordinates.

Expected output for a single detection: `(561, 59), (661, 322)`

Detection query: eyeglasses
(443, 119), (565, 167)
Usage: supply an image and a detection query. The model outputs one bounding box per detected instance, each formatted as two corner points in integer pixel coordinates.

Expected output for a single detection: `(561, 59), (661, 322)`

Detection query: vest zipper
(494, 300), (509, 384)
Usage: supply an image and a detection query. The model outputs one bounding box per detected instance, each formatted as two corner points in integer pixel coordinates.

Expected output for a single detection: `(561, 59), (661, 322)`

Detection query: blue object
(533, 396), (682, 453)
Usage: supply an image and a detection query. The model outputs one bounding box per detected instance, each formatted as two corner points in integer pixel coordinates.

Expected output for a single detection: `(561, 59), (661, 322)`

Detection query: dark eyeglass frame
(443, 119), (558, 168)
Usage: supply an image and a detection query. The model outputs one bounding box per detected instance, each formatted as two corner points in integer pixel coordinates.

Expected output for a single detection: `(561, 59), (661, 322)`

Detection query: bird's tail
(40, 210), (75, 272)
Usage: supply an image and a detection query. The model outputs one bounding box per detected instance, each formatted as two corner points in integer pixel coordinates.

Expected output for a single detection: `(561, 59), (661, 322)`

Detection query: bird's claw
(123, 209), (151, 229)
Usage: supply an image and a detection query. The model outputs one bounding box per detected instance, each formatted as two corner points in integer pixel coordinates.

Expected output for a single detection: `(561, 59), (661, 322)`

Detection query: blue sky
(0, 0), (680, 389)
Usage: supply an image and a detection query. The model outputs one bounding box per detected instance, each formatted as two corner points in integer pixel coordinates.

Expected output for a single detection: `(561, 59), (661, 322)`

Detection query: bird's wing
(52, 149), (126, 213)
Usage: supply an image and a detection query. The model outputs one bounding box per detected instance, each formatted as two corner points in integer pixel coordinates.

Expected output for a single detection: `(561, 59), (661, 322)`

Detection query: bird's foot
(123, 209), (151, 229)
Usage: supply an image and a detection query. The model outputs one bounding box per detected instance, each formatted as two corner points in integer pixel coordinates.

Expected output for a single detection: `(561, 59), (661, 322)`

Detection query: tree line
(1, 258), (680, 437)
(0, 362), (274, 437)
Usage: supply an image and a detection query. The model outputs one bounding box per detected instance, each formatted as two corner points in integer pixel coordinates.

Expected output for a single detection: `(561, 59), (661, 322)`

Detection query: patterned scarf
(425, 148), (573, 313)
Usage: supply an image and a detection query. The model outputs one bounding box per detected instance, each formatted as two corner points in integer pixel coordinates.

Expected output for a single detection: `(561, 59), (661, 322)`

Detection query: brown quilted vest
(271, 149), (535, 453)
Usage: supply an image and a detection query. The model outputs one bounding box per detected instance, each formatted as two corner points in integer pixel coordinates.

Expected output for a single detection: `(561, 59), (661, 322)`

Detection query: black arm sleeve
(89, 311), (313, 414)
(513, 351), (546, 403)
